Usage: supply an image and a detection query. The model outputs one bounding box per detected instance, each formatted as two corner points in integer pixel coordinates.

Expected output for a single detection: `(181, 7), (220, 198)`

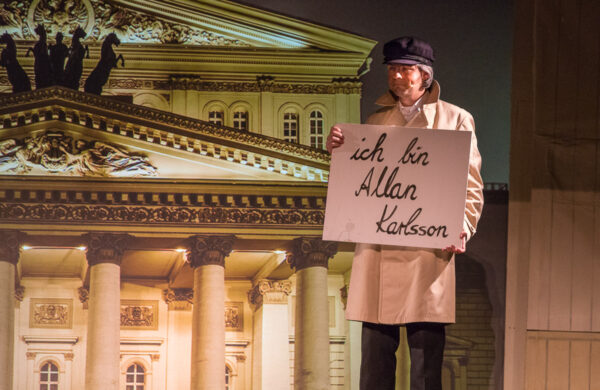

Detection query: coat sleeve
(457, 112), (484, 241)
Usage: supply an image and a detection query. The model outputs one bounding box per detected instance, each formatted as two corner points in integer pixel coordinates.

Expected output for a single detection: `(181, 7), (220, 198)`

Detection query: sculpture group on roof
(0, 24), (124, 95)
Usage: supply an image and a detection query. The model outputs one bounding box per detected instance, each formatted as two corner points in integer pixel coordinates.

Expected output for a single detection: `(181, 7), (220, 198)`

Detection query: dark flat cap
(383, 36), (435, 66)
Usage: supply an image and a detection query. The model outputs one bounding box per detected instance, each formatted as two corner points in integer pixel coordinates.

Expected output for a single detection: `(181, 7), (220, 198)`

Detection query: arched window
(232, 110), (248, 131)
(125, 363), (145, 390)
(283, 111), (299, 143)
(40, 361), (59, 390)
(309, 110), (325, 149)
(208, 110), (224, 126)
(225, 365), (231, 390)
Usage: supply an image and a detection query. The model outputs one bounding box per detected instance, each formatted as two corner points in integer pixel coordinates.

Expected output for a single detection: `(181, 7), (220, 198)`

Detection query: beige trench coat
(344, 81), (484, 324)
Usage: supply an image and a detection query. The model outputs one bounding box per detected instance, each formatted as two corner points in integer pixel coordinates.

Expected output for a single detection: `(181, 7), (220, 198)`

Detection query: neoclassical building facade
(0, 1), (375, 389)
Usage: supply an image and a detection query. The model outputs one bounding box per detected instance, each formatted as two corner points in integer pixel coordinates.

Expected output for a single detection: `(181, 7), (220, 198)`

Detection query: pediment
(1, 0), (375, 52)
(0, 87), (329, 182)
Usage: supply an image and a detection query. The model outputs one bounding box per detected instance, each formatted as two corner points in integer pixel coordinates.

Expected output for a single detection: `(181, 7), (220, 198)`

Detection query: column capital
(0, 230), (25, 265)
(248, 279), (292, 309)
(82, 233), (133, 266)
(162, 288), (193, 310)
(78, 286), (89, 309)
(15, 285), (25, 302)
(187, 235), (234, 268)
(287, 237), (338, 271)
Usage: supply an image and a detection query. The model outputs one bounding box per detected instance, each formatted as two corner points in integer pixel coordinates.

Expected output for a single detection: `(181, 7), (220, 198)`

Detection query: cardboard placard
(323, 124), (472, 249)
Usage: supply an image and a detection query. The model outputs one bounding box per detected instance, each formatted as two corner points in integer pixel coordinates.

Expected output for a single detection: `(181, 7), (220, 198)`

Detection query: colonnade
(0, 230), (338, 390)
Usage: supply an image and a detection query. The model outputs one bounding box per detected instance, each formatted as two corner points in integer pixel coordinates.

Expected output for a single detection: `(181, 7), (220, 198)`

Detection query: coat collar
(374, 80), (441, 128)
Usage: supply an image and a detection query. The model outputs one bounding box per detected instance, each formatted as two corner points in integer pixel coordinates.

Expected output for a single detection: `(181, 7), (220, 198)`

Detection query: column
(188, 235), (234, 390)
(248, 279), (292, 390)
(0, 230), (23, 390)
(287, 237), (338, 390)
(83, 233), (132, 390)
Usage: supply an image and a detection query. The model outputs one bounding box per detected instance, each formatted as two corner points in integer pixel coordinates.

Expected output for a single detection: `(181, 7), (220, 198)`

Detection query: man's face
(387, 64), (429, 102)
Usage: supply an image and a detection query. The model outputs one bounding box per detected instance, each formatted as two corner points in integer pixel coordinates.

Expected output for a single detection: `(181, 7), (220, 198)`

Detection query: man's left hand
(442, 231), (467, 254)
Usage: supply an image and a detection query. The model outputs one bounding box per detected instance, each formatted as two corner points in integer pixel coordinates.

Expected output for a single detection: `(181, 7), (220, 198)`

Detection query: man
(326, 37), (484, 390)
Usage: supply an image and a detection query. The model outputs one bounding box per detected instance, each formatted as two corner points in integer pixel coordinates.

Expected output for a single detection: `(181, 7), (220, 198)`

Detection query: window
(309, 110), (324, 149)
(125, 364), (145, 390)
(225, 365), (231, 390)
(283, 112), (299, 143)
(208, 110), (224, 126)
(233, 111), (248, 131)
(40, 362), (59, 390)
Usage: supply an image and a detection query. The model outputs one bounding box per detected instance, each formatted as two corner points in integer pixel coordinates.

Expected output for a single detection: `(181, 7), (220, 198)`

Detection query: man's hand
(442, 231), (467, 254)
(326, 126), (345, 153)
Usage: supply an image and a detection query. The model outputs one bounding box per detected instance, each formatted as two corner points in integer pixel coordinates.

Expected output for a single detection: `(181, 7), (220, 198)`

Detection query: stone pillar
(0, 230), (23, 390)
(288, 237), (338, 390)
(83, 233), (131, 390)
(248, 279), (292, 390)
(188, 235), (234, 390)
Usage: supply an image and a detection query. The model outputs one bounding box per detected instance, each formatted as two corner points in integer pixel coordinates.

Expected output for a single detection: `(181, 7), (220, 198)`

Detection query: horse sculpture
(62, 26), (88, 90)
(0, 32), (31, 93)
(84, 33), (124, 95)
(49, 32), (69, 85)
(26, 24), (53, 89)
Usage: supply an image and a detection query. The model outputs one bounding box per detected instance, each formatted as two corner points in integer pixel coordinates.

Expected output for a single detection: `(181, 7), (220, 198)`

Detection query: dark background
(238, 0), (514, 185)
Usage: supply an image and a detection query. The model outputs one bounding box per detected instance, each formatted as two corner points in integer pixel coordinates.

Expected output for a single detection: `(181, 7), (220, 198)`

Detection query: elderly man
(327, 37), (484, 390)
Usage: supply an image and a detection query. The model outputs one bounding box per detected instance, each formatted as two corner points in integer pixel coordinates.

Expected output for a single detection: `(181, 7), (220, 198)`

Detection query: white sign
(323, 124), (472, 249)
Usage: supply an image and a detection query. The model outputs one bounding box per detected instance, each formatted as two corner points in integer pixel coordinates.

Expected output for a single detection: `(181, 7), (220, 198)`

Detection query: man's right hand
(326, 126), (345, 153)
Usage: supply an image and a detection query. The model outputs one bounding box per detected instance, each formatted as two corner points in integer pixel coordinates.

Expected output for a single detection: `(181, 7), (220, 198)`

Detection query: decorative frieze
(120, 300), (158, 330)
(82, 233), (132, 266)
(64, 353), (75, 361)
(0, 230), (24, 264)
(287, 237), (338, 271)
(0, 131), (157, 176)
(187, 235), (235, 268)
(0, 202), (325, 227)
(169, 75), (362, 95)
(225, 302), (243, 331)
(29, 298), (73, 329)
(248, 279), (292, 309)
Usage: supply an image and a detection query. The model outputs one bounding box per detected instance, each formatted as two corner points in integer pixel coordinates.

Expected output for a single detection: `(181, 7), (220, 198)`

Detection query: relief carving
(29, 298), (72, 329)
(0, 87), (331, 165)
(225, 302), (243, 331)
(1, 0), (247, 46)
(0, 131), (157, 177)
(0, 203), (325, 226)
(120, 300), (158, 330)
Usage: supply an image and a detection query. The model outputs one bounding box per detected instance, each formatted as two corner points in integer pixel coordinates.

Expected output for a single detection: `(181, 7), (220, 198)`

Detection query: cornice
(0, 86), (330, 180)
